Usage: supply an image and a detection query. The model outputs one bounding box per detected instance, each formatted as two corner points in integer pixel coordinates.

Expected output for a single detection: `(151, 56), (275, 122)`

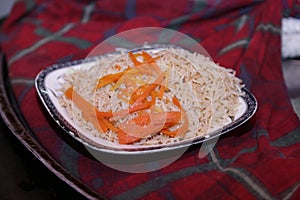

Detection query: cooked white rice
(58, 47), (244, 145)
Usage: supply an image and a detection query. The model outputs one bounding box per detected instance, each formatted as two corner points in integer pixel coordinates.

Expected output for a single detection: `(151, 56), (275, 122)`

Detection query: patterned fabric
(1, 0), (300, 199)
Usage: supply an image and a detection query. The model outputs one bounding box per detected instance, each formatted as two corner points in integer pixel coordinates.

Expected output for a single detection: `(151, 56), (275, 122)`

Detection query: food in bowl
(58, 46), (244, 145)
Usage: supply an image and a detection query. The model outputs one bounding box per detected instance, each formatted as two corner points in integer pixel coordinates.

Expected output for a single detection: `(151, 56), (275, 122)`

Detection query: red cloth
(1, 0), (300, 199)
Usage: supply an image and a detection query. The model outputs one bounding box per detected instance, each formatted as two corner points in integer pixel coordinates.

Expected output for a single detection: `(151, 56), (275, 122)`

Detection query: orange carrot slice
(101, 117), (118, 132)
(129, 51), (142, 66)
(141, 51), (156, 63)
(111, 65), (154, 91)
(97, 117), (109, 133)
(161, 111), (189, 137)
(160, 96), (189, 137)
(141, 51), (161, 74)
(109, 97), (155, 121)
(64, 87), (104, 133)
(64, 87), (115, 133)
(115, 64), (121, 71)
(95, 72), (125, 90)
(129, 83), (159, 104)
(118, 120), (162, 144)
(172, 96), (182, 109)
(117, 111), (181, 144)
(133, 111), (181, 127)
(117, 129), (141, 144)
(131, 71), (165, 106)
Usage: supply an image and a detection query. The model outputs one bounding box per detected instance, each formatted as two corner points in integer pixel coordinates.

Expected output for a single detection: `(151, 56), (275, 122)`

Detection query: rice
(58, 47), (244, 145)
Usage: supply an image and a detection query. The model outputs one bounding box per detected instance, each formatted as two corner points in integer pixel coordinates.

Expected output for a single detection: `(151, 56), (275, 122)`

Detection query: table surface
(1, 1), (300, 199)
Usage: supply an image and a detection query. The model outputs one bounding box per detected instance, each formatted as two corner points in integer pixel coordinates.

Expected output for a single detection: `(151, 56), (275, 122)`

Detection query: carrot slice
(97, 117), (109, 133)
(100, 117), (118, 132)
(118, 119), (162, 143)
(131, 72), (165, 106)
(64, 87), (116, 133)
(117, 129), (141, 144)
(157, 85), (169, 100)
(95, 72), (125, 90)
(132, 114), (151, 126)
(141, 51), (156, 63)
(64, 87), (104, 133)
(131, 111), (181, 126)
(172, 96), (182, 109)
(161, 111), (189, 137)
(96, 110), (113, 118)
(111, 66), (154, 91)
(129, 83), (159, 104)
(109, 97), (155, 121)
(129, 51), (142, 66)
(115, 64), (121, 71)
(141, 51), (161, 74)
(160, 129), (178, 137)
(160, 96), (189, 137)
(117, 111), (181, 144)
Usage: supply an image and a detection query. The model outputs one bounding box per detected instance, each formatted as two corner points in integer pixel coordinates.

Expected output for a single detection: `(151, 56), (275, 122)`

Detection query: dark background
(0, 118), (86, 199)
